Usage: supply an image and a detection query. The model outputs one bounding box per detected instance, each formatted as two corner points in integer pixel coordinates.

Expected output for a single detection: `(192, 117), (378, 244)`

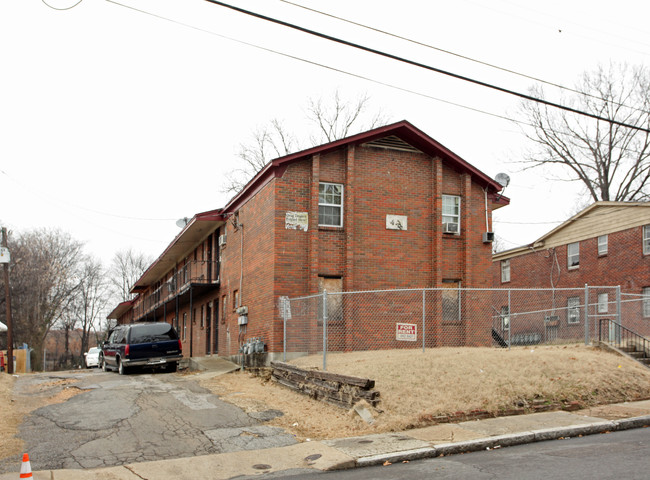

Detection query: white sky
(2, 0), (649, 264)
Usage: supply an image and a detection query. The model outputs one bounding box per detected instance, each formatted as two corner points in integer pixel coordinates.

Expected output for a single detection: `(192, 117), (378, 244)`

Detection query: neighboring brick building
(492, 202), (650, 339)
(108, 121), (509, 361)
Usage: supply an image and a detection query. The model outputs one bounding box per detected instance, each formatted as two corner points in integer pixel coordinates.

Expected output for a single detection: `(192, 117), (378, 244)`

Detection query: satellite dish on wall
(175, 217), (191, 228)
(495, 172), (511, 188)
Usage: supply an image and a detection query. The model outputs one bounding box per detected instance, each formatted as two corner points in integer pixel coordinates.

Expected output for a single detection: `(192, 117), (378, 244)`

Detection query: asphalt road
(0, 368), (296, 474)
(263, 427), (650, 480)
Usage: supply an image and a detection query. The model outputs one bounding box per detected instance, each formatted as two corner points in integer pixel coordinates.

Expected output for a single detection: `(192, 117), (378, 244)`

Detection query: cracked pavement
(0, 369), (297, 473)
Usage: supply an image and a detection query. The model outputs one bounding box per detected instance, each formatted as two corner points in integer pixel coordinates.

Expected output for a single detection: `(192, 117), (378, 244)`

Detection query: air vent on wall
(362, 135), (422, 153)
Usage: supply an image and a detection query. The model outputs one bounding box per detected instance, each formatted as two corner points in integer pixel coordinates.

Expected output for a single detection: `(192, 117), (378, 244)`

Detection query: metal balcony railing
(131, 260), (219, 321)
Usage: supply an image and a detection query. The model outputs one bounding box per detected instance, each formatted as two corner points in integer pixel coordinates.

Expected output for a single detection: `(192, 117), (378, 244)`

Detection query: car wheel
(118, 359), (127, 375)
(166, 362), (177, 373)
(101, 356), (109, 372)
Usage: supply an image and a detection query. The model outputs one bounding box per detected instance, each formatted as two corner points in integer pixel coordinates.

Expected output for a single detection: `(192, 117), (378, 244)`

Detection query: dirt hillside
(200, 345), (650, 440)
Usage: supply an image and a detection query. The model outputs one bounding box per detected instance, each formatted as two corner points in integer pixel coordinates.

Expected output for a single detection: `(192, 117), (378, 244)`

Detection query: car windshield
(88, 348), (100, 354)
(129, 323), (178, 343)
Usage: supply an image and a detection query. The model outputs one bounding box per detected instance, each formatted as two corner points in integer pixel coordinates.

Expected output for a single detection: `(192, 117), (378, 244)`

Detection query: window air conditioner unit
(482, 232), (495, 243)
(443, 222), (459, 234)
(218, 234), (227, 247)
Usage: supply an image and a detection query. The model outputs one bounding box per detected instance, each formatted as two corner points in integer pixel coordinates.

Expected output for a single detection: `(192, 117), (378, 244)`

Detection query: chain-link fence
(280, 285), (650, 370)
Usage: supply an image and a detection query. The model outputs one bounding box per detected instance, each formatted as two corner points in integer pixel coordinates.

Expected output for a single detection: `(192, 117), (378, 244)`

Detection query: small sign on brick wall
(285, 211), (308, 231)
(396, 323), (417, 341)
(386, 215), (407, 230)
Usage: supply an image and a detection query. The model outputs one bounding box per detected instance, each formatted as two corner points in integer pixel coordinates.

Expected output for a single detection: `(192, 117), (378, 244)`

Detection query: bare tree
(307, 90), (389, 145)
(223, 91), (390, 194)
(108, 248), (153, 303)
(74, 255), (110, 357)
(223, 119), (297, 194)
(8, 228), (85, 370)
(518, 63), (650, 202)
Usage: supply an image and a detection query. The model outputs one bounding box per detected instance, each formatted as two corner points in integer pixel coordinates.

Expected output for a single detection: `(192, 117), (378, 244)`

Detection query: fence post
(422, 289), (426, 353)
(616, 285), (622, 327)
(322, 290), (328, 371)
(508, 289), (511, 350)
(584, 284), (589, 345)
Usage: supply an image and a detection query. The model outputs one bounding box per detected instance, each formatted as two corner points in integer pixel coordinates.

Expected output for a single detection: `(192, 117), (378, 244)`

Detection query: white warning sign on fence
(396, 323), (417, 341)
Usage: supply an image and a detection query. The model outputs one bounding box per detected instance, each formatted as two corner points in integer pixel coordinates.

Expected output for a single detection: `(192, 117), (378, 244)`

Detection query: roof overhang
(107, 301), (134, 320)
(131, 209), (226, 292)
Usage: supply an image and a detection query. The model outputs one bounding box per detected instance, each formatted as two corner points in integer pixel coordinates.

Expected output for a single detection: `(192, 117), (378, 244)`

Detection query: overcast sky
(2, 0), (649, 264)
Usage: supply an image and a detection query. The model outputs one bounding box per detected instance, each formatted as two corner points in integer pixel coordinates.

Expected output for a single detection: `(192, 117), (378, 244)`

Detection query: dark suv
(101, 322), (183, 374)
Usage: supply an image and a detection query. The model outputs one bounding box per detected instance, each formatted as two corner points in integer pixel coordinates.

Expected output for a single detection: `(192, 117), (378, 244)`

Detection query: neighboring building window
(644, 225), (650, 255)
(200, 305), (205, 328)
(442, 195), (461, 232)
(597, 293), (608, 313)
(182, 312), (187, 340)
(598, 235), (608, 256)
(501, 260), (511, 283)
(500, 306), (510, 331)
(319, 182), (343, 227)
(567, 296), (580, 324)
(233, 290), (240, 310)
(643, 287), (650, 318)
(567, 242), (580, 268)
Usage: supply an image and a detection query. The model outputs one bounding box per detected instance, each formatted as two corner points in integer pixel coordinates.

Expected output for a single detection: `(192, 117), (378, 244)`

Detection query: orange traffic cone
(19, 453), (32, 478)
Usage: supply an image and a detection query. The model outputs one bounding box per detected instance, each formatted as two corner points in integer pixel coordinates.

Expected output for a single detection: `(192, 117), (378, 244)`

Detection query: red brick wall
(493, 225), (650, 336)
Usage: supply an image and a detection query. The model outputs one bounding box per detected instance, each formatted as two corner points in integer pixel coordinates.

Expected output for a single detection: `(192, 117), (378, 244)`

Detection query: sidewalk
(3, 399), (650, 479)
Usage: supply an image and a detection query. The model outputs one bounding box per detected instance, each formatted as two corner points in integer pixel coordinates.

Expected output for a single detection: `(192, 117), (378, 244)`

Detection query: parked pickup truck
(101, 322), (183, 375)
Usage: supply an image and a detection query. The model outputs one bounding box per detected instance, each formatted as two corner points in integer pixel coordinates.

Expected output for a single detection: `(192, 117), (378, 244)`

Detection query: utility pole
(1, 227), (13, 374)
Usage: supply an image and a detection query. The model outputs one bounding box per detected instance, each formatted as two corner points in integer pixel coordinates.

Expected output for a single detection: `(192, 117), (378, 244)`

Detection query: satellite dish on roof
(495, 172), (510, 188)
(175, 217), (190, 228)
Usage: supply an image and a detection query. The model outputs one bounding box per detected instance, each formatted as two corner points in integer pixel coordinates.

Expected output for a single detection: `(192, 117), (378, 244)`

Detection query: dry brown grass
(201, 345), (650, 440)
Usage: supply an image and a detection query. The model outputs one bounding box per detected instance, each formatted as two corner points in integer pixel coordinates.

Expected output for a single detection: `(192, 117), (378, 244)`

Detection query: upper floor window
(644, 225), (650, 255)
(567, 242), (580, 269)
(501, 259), (510, 283)
(598, 235), (608, 256)
(442, 195), (461, 233)
(319, 182), (343, 227)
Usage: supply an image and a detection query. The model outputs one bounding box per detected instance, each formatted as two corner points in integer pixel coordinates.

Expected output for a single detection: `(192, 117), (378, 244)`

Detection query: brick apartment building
(108, 121), (509, 361)
(492, 202), (650, 340)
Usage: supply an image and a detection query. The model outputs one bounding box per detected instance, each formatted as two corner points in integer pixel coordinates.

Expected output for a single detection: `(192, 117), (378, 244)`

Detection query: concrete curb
(353, 420), (638, 469)
(612, 415), (650, 431)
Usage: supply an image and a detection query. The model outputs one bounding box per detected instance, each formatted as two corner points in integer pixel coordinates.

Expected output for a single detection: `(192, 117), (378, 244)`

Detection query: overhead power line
(279, 0), (649, 115)
(104, 0), (530, 127)
(204, 0), (650, 134)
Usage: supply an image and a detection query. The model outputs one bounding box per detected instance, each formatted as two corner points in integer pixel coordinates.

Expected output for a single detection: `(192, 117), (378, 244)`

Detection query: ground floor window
(643, 287), (650, 318)
(567, 297), (580, 324)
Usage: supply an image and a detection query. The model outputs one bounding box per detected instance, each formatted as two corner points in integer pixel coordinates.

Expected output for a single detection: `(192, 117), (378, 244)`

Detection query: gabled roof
(223, 120), (509, 214)
(493, 201), (650, 260)
(130, 121), (509, 292)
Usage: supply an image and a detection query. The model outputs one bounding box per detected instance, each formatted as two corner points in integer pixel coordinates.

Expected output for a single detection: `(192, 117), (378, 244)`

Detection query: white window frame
(598, 235), (608, 256)
(567, 242), (580, 269)
(643, 287), (650, 318)
(501, 259), (510, 283)
(644, 225), (650, 255)
(597, 293), (608, 313)
(442, 195), (461, 233)
(318, 182), (344, 227)
(567, 296), (580, 324)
